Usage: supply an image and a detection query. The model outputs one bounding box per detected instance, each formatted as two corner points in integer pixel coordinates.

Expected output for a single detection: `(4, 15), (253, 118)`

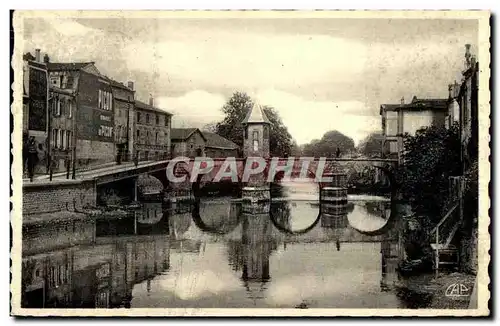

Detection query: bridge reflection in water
(21, 182), (406, 309)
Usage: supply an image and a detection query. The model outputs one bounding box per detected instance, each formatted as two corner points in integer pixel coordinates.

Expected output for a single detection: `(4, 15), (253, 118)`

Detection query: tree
(358, 132), (384, 157)
(396, 123), (461, 223)
(201, 122), (217, 133)
(301, 130), (355, 157)
(215, 92), (294, 157)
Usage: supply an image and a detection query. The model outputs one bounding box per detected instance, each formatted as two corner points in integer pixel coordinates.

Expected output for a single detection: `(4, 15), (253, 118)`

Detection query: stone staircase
(430, 202), (460, 276)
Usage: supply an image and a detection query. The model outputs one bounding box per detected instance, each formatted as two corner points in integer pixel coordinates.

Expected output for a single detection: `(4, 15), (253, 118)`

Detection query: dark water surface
(22, 182), (409, 309)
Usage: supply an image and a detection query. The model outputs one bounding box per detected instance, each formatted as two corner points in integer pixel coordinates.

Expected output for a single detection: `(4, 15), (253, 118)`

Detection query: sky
(22, 14), (478, 145)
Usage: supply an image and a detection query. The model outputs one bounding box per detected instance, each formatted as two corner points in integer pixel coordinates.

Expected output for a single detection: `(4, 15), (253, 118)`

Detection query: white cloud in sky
(157, 90), (226, 129)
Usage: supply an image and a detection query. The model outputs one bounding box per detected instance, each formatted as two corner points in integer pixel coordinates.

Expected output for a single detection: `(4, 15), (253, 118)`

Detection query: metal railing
(26, 152), (172, 182)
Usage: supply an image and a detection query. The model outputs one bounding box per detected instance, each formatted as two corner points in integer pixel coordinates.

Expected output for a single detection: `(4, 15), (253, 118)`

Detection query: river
(21, 181), (411, 309)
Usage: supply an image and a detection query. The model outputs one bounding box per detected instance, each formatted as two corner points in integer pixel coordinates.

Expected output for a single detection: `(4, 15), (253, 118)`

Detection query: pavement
(22, 160), (170, 185)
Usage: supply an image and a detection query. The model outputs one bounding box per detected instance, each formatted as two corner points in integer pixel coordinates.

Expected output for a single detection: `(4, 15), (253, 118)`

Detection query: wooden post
(134, 178), (138, 202)
(435, 228), (439, 278)
(66, 156), (70, 179)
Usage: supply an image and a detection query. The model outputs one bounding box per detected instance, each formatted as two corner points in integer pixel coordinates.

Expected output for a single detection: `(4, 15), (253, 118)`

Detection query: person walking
(27, 136), (38, 182)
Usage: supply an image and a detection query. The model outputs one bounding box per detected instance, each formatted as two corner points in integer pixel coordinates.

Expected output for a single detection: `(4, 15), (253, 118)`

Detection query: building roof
(107, 78), (134, 92)
(242, 101), (271, 124)
(380, 96), (448, 115)
(171, 128), (206, 141)
(46, 62), (95, 71)
(202, 132), (240, 150)
(135, 100), (173, 116)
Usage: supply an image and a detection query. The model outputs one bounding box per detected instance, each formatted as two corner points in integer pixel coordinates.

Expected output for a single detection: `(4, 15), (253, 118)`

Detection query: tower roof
(242, 101), (271, 125)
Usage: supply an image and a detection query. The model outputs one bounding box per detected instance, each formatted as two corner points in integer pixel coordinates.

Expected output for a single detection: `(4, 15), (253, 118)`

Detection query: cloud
(156, 90), (226, 129)
(256, 89), (380, 145)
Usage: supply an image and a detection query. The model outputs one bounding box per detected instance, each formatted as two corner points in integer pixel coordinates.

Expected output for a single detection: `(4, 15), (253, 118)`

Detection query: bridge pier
(241, 185), (271, 203)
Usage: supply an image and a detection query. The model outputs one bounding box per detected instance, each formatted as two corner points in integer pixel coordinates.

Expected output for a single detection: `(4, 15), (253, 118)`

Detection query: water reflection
(22, 194), (405, 309)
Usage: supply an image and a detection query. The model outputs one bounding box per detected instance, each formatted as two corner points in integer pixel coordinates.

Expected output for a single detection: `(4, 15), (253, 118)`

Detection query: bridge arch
(191, 199), (243, 235)
(269, 202), (321, 235)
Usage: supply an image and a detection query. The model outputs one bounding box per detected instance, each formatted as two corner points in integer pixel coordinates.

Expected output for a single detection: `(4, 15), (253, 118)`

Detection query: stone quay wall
(22, 180), (97, 219)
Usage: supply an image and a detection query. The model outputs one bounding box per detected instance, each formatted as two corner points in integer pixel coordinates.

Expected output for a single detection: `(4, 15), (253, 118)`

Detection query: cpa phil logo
(445, 283), (470, 297)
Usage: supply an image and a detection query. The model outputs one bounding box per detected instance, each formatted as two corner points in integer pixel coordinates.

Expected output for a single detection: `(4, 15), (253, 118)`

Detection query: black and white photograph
(10, 10), (490, 317)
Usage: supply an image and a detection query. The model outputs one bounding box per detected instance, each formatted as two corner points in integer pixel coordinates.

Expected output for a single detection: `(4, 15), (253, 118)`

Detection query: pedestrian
(336, 147), (341, 158)
(22, 132), (29, 177)
(27, 136), (38, 181)
(336, 239), (341, 251)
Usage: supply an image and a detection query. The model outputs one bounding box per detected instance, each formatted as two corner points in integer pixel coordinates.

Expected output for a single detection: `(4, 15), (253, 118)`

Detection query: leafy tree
(301, 130), (355, 157)
(396, 123), (461, 223)
(215, 92), (294, 157)
(358, 132), (384, 157)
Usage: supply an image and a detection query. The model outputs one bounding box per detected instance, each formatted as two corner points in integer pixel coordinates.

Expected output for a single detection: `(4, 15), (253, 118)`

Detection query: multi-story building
(22, 49), (49, 175)
(48, 84), (76, 172)
(109, 79), (135, 162)
(47, 61), (115, 169)
(134, 97), (172, 161)
(170, 128), (206, 158)
(380, 96), (448, 162)
(457, 44), (479, 173)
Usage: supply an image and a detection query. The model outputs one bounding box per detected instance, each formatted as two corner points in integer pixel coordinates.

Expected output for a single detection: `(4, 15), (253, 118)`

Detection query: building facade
(23, 49), (49, 175)
(134, 97), (172, 161)
(47, 62), (115, 169)
(109, 79), (135, 162)
(170, 128), (206, 158)
(48, 86), (76, 173)
(380, 96), (448, 162)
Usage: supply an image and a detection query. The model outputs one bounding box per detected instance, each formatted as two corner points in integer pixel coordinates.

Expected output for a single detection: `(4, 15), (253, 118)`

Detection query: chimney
(471, 55), (477, 68)
(149, 94), (154, 107)
(43, 53), (50, 63)
(127, 81), (134, 90)
(400, 97), (404, 105)
(465, 44), (472, 69)
(35, 49), (41, 62)
(448, 84), (453, 98)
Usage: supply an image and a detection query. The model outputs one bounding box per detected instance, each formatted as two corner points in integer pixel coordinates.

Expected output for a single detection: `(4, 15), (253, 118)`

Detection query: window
(145, 151), (149, 160)
(156, 115), (159, 125)
(58, 129), (63, 148)
(52, 129), (57, 147)
(165, 117), (168, 127)
(53, 99), (61, 116)
(137, 112), (141, 123)
(98, 90), (102, 109)
(146, 114), (150, 124)
(389, 141), (398, 153)
(60, 100), (65, 116)
(62, 130), (67, 149)
(66, 131), (72, 149)
(385, 111), (398, 136)
(68, 101), (72, 118)
(253, 131), (259, 151)
(50, 76), (59, 87)
(155, 132), (159, 144)
(136, 130), (140, 142)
